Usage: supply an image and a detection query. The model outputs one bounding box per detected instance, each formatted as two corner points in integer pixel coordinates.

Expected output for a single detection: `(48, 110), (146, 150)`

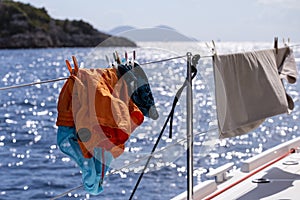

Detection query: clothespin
(105, 55), (110, 66)
(132, 50), (136, 66)
(133, 50), (136, 61)
(105, 55), (115, 68)
(128, 50), (136, 67)
(205, 40), (217, 55)
(113, 52), (117, 64)
(274, 37), (278, 54)
(212, 40), (216, 54)
(124, 51), (129, 65)
(65, 55), (79, 75)
(113, 51), (121, 64)
(283, 38), (291, 47)
(192, 54), (201, 67)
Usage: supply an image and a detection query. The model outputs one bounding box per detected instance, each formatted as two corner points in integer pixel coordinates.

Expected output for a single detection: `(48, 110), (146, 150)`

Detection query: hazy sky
(18, 0), (300, 42)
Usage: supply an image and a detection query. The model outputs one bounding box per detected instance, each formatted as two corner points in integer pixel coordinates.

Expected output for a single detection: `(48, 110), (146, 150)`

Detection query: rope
(203, 148), (296, 200)
(50, 127), (218, 200)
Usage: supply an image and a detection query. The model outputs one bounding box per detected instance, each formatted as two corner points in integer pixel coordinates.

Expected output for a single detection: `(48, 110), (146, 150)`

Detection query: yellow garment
(57, 68), (144, 158)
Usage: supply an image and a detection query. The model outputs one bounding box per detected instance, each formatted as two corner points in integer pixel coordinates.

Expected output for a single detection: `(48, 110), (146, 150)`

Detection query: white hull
(172, 137), (300, 200)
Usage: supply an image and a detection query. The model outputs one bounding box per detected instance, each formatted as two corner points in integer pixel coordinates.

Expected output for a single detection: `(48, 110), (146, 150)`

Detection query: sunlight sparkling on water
(0, 42), (299, 199)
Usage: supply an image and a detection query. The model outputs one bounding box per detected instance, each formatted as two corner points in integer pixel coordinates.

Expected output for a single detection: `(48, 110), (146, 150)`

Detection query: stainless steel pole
(186, 52), (194, 200)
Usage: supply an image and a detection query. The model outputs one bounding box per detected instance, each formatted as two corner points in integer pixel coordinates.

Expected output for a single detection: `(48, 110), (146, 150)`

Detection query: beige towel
(213, 47), (298, 138)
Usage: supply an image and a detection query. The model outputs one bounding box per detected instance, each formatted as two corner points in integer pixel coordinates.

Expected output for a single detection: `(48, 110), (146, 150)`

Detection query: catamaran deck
(172, 137), (300, 200)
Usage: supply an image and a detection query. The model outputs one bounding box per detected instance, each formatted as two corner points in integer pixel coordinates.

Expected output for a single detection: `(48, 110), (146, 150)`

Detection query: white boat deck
(212, 151), (300, 200)
(172, 137), (300, 200)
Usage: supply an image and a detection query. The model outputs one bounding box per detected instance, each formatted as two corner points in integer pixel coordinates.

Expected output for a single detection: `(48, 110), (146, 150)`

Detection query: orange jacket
(57, 68), (144, 158)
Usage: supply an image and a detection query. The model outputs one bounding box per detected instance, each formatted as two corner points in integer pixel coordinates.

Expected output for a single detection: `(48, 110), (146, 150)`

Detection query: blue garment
(57, 126), (113, 195)
(118, 62), (159, 120)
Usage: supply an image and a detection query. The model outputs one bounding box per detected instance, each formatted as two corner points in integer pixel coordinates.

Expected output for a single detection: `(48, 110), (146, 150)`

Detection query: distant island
(109, 25), (196, 42)
(0, 0), (136, 48)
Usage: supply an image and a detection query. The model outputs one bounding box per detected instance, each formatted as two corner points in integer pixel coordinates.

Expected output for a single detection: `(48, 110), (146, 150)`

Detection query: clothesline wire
(49, 127), (218, 200)
(0, 54), (188, 91)
(139, 54), (186, 65)
(0, 77), (68, 91)
(1, 43), (300, 92)
(50, 185), (83, 200)
(289, 43), (300, 48)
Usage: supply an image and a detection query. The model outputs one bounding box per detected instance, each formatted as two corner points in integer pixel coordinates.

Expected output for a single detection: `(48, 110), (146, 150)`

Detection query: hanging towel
(213, 47), (298, 138)
(57, 126), (112, 195)
(117, 62), (159, 120)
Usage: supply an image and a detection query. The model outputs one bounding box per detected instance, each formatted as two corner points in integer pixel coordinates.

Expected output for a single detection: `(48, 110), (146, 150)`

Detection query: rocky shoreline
(0, 0), (136, 49)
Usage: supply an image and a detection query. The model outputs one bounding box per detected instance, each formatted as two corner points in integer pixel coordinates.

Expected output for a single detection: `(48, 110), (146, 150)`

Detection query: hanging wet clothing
(57, 68), (144, 158)
(117, 62), (159, 120)
(56, 67), (145, 195)
(57, 126), (112, 195)
(72, 68), (144, 158)
(56, 76), (76, 127)
(213, 47), (298, 138)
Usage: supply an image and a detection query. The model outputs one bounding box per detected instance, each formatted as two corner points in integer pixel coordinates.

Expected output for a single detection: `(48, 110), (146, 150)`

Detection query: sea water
(0, 42), (299, 200)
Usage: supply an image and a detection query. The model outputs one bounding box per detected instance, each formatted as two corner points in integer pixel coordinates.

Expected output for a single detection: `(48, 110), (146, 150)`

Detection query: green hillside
(0, 0), (136, 48)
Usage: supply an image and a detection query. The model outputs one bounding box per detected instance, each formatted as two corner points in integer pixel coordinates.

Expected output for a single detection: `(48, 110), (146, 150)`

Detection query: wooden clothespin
(65, 55), (79, 75)
(274, 37), (278, 54)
